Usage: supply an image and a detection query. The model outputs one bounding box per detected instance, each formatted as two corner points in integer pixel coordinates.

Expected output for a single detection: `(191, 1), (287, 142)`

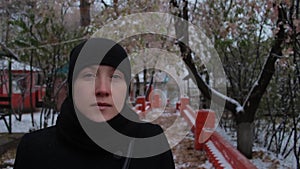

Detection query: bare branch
(0, 42), (19, 60)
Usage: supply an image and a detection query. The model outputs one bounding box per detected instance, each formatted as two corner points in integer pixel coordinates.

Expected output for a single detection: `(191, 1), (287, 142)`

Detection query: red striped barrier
(134, 96), (150, 118)
(204, 140), (233, 169)
(134, 93), (163, 118)
(195, 110), (215, 150)
(136, 96), (146, 112)
(179, 97), (196, 131)
(178, 97), (257, 169)
(133, 96), (257, 169)
(208, 132), (257, 169)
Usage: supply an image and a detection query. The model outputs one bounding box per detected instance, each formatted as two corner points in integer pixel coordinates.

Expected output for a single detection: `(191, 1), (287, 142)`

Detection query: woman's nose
(94, 77), (111, 97)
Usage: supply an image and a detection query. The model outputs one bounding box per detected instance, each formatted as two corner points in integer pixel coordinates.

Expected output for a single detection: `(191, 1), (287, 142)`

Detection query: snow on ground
(216, 126), (295, 169)
(0, 110), (58, 133)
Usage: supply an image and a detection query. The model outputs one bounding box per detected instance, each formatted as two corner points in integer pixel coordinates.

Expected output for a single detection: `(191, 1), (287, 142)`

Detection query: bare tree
(169, 0), (290, 158)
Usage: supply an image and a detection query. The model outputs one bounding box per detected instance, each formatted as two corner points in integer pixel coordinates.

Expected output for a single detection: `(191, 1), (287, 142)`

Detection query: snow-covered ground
(0, 111), (297, 169)
(216, 127), (296, 169)
(0, 111), (58, 133)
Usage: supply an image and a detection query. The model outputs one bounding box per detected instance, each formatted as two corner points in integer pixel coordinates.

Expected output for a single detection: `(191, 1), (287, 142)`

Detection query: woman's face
(73, 65), (127, 122)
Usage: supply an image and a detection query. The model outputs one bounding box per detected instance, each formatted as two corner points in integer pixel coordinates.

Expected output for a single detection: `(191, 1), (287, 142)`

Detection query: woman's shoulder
(14, 126), (58, 168)
(18, 126), (57, 151)
(21, 126), (57, 141)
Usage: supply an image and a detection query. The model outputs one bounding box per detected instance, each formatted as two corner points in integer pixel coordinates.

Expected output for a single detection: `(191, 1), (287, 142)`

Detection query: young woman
(14, 38), (175, 169)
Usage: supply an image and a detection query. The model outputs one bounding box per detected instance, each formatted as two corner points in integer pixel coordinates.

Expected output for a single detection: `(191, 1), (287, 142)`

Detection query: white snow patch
(0, 111), (58, 133)
(211, 88), (243, 113)
(198, 160), (213, 169)
(235, 105), (244, 113)
(0, 59), (40, 71)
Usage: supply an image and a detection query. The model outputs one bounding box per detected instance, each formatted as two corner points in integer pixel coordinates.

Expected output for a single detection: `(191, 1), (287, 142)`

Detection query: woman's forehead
(81, 65), (122, 73)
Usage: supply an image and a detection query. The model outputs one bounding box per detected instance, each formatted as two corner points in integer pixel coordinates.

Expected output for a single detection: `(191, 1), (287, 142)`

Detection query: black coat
(14, 98), (175, 169)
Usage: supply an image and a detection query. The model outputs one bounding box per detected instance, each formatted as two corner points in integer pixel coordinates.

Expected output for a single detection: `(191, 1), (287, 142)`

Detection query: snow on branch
(181, 50), (243, 115)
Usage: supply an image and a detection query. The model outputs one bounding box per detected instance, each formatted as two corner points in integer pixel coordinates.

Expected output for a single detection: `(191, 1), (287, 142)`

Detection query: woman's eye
(112, 74), (122, 79)
(83, 73), (96, 78)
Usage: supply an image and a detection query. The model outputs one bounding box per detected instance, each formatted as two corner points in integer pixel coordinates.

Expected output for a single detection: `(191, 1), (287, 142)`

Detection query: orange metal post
(195, 110), (215, 150)
(136, 96), (146, 112)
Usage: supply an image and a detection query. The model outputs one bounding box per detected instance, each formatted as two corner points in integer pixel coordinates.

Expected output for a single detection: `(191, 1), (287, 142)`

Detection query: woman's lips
(92, 102), (112, 110)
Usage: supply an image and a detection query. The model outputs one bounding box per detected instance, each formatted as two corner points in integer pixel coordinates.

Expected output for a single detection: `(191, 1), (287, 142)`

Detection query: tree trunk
(113, 0), (119, 17)
(135, 74), (140, 96)
(30, 50), (35, 127)
(80, 0), (90, 27)
(143, 67), (147, 95)
(237, 122), (254, 158)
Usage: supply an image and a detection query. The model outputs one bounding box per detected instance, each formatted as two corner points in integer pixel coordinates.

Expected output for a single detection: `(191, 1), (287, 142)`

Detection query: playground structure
(133, 95), (257, 169)
(0, 57), (46, 133)
(0, 59), (45, 110)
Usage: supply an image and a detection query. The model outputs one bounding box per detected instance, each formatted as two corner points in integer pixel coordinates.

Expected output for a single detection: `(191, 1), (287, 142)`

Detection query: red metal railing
(133, 96), (257, 169)
(178, 97), (257, 169)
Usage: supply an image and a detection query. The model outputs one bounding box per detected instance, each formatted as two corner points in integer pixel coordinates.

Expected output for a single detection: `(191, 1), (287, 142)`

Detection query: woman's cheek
(112, 83), (127, 111)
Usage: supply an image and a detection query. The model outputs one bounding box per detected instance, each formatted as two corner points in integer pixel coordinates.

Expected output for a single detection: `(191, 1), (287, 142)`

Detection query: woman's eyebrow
(113, 69), (124, 75)
(84, 65), (98, 71)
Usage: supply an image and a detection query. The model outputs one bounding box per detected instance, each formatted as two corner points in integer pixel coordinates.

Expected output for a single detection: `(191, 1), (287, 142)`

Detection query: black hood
(56, 38), (140, 156)
(67, 38), (131, 97)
